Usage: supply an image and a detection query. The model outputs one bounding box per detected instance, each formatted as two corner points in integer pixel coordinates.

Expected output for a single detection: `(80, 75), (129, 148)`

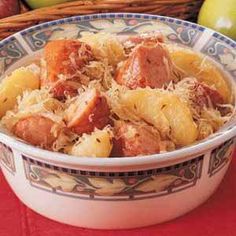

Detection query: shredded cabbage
(0, 33), (233, 156)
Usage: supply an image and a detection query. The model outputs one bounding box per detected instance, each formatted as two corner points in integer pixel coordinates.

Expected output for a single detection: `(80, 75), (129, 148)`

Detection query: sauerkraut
(0, 32), (234, 158)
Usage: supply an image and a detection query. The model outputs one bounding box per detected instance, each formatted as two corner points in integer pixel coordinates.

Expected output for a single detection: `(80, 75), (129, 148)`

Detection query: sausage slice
(65, 88), (110, 135)
(13, 115), (59, 149)
(116, 43), (172, 89)
(112, 121), (161, 157)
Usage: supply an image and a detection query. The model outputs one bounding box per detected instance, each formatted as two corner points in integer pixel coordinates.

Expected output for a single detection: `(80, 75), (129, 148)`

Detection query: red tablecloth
(1, 154), (236, 236)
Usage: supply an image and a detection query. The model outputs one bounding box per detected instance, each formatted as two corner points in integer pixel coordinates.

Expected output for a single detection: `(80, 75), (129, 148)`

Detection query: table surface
(0, 154), (236, 236)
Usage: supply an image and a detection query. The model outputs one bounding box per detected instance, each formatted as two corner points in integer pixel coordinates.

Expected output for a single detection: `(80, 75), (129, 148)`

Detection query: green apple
(25, 0), (74, 9)
(198, 0), (236, 40)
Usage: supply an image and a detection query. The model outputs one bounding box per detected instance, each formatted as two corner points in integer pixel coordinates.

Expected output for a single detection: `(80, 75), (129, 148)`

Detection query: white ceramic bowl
(0, 13), (235, 229)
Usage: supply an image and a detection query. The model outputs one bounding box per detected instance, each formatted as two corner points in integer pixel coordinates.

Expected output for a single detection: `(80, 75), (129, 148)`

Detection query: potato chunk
(160, 94), (198, 146)
(119, 89), (198, 146)
(0, 67), (40, 118)
(118, 89), (170, 136)
(70, 128), (113, 158)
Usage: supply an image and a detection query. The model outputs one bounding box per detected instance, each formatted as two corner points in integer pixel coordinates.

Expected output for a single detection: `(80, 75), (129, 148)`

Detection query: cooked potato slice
(118, 89), (170, 136)
(70, 128), (113, 158)
(160, 94), (198, 146)
(0, 67), (40, 118)
(119, 88), (198, 146)
(167, 47), (231, 102)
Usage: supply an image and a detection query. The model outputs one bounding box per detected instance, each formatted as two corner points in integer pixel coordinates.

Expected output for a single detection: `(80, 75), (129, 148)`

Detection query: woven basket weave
(0, 0), (203, 40)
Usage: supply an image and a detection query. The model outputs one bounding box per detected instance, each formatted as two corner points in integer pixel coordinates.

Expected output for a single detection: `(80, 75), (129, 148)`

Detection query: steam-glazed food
(0, 32), (233, 158)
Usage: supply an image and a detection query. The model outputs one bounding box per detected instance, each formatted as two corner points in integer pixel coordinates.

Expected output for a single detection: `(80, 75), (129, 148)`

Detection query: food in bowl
(0, 32), (234, 157)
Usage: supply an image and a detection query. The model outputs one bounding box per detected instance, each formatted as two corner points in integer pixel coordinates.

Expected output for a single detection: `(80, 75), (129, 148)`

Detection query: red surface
(0, 155), (236, 236)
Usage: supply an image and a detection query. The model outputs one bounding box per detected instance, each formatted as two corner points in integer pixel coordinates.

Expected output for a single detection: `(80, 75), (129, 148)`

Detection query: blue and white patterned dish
(0, 13), (235, 229)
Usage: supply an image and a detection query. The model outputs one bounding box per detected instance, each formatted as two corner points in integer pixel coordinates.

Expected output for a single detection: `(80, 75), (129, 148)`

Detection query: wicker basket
(0, 0), (203, 40)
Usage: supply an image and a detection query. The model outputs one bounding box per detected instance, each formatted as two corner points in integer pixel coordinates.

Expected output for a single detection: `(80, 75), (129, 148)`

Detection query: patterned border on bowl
(0, 37), (27, 77)
(20, 14), (204, 52)
(0, 142), (15, 174)
(22, 155), (203, 201)
(208, 138), (235, 177)
(201, 33), (236, 77)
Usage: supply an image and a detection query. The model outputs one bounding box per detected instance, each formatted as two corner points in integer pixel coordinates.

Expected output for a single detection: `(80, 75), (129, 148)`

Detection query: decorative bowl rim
(0, 13), (235, 167)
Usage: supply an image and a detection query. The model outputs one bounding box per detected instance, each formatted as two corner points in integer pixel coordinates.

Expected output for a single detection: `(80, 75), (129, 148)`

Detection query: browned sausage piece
(50, 81), (80, 100)
(112, 121), (161, 157)
(199, 83), (224, 107)
(179, 79), (224, 108)
(42, 40), (94, 99)
(13, 115), (59, 149)
(65, 88), (110, 135)
(116, 43), (172, 89)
